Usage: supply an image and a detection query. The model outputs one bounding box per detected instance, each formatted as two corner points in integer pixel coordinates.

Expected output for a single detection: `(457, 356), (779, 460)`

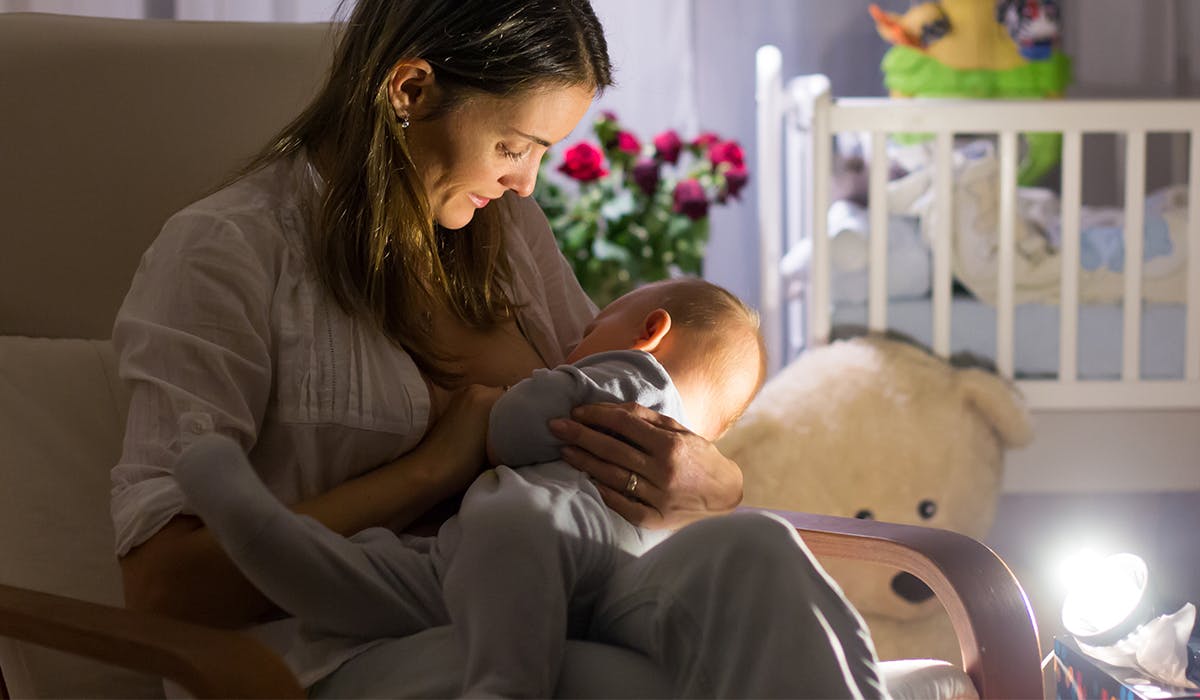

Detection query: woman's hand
(416, 383), (505, 495)
(548, 402), (743, 530)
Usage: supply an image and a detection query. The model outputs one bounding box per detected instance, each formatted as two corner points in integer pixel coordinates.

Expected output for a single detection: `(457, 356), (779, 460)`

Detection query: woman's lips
(468, 193), (491, 208)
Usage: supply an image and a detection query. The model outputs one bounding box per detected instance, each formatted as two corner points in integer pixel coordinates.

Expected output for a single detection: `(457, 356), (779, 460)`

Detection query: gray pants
(176, 434), (886, 698)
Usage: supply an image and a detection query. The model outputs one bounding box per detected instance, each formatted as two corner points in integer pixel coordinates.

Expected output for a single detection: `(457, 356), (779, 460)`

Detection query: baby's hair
(638, 278), (767, 432)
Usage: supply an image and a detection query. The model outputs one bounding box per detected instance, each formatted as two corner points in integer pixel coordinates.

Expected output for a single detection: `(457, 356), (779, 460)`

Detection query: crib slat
(1123, 131), (1146, 382)
(829, 99), (1200, 133)
(1188, 130), (1200, 381)
(868, 133), (889, 331)
(755, 46), (783, 373)
(1059, 131), (1083, 382)
(784, 109), (805, 352)
(933, 132), (954, 357)
(997, 132), (1018, 379)
(811, 95), (833, 346)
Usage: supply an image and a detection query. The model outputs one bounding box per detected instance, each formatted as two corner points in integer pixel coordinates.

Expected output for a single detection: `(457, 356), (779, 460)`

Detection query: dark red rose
(557, 142), (609, 182)
(631, 159), (660, 195)
(692, 131), (721, 149)
(615, 131), (641, 155)
(598, 110), (619, 123)
(652, 130), (682, 164)
(672, 179), (709, 220)
(718, 166), (750, 202)
(708, 140), (745, 169)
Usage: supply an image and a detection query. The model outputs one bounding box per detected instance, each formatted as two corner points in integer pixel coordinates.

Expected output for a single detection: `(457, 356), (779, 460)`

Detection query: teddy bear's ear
(957, 367), (1034, 449)
(715, 413), (781, 463)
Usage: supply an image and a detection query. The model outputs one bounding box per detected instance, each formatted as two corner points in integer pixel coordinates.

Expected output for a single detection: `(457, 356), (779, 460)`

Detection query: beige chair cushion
(0, 336), (162, 698)
(0, 13), (332, 339)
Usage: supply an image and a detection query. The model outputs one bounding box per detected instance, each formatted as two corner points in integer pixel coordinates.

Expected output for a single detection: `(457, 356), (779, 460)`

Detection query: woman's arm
(549, 402), (743, 530)
(121, 384), (502, 628)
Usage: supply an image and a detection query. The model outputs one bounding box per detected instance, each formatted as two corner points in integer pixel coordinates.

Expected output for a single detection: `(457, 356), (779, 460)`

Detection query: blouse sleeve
(110, 210), (275, 557)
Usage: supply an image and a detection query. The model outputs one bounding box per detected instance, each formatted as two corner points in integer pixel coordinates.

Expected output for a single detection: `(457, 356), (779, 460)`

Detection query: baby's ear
(634, 308), (672, 352)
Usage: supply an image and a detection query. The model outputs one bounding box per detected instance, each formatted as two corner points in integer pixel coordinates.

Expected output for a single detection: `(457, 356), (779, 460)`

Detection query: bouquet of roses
(533, 111), (749, 307)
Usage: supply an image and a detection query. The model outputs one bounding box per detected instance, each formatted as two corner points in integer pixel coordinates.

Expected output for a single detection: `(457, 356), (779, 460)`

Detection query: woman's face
(406, 84), (594, 230)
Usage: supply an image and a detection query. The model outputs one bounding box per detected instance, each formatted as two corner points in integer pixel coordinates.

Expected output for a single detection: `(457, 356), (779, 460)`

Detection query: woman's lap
(310, 511), (883, 699)
(588, 510), (886, 698)
(307, 625), (672, 699)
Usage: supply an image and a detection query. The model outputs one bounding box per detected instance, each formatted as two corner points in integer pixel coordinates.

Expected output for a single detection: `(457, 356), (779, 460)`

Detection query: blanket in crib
(887, 140), (1190, 306)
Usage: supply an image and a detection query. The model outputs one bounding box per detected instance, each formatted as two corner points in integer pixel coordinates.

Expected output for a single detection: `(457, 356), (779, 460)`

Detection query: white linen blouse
(110, 153), (597, 558)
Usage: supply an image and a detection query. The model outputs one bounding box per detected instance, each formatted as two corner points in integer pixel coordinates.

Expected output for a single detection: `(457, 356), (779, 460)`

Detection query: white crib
(755, 45), (1200, 492)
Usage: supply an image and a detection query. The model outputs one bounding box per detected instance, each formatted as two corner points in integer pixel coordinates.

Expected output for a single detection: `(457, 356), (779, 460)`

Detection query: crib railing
(756, 45), (1200, 410)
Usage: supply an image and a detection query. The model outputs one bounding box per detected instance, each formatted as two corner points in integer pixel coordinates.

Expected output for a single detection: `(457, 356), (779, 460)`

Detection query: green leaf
(592, 236), (633, 263)
(562, 220), (593, 248)
(666, 215), (693, 239)
(599, 189), (635, 222)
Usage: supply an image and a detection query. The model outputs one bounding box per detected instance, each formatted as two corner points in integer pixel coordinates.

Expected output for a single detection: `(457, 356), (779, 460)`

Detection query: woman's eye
(499, 144), (528, 161)
(918, 500), (937, 519)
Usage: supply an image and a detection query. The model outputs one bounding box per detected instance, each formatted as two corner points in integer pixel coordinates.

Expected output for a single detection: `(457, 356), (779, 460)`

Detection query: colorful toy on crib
(868, 0), (1072, 186)
(718, 329), (1033, 664)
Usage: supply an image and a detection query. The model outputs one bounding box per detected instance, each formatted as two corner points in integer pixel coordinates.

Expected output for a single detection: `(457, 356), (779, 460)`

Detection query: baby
(175, 277), (766, 697)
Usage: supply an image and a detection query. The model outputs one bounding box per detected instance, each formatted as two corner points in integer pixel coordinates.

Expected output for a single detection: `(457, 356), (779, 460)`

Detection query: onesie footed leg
(590, 511), (888, 699)
(174, 433), (447, 639)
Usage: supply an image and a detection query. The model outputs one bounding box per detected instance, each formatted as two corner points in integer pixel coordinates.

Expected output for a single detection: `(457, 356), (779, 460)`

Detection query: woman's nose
(502, 160), (539, 197)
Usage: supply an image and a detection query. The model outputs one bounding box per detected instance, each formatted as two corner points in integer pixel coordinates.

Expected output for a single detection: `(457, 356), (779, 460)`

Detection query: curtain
(0, 0), (340, 20)
(0, 0), (143, 17)
(4, 0), (1197, 310)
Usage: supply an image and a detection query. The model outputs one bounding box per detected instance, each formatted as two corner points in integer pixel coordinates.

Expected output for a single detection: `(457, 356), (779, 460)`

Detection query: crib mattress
(831, 298), (1187, 380)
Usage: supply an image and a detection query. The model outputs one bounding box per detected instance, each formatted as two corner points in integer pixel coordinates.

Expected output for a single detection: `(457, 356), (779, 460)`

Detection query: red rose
(615, 130), (641, 155)
(719, 166), (750, 202)
(598, 110), (619, 124)
(557, 142), (609, 182)
(692, 131), (721, 149)
(672, 179), (709, 221)
(652, 130), (682, 164)
(631, 159), (660, 195)
(708, 140), (745, 170)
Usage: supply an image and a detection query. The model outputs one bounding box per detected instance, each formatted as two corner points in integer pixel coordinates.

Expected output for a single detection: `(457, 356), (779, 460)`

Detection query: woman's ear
(387, 58), (437, 120)
(632, 309), (672, 353)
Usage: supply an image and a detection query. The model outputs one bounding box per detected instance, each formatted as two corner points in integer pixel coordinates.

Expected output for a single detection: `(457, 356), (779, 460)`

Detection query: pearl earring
(398, 113), (410, 129)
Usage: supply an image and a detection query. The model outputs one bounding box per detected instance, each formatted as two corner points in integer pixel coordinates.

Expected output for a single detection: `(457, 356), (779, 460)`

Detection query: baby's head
(567, 278), (766, 440)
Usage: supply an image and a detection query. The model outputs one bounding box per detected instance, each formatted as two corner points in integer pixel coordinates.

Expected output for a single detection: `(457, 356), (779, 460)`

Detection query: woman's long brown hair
(235, 0), (611, 381)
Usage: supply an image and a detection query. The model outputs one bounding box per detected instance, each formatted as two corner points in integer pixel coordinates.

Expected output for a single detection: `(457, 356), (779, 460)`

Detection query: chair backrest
(0, 13), (332, 697)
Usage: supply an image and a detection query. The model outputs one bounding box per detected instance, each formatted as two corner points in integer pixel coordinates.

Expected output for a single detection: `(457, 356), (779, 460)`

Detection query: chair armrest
(0, 583), (304, 699)
(753, 508), (1042, 700)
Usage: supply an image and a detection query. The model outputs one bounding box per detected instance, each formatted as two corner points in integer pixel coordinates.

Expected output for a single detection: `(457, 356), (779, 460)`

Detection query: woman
(111, 1), (885, 696)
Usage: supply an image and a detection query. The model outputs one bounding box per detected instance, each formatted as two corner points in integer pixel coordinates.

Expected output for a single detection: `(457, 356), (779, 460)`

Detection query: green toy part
(882, 46), (1072, 186)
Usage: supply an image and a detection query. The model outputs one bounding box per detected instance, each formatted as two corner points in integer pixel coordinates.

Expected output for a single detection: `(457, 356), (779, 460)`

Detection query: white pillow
(0, 336), (162, 699)
(780, 200), (932, 303)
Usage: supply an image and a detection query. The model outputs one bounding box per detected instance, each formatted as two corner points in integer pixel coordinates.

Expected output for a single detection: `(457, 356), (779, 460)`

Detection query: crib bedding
(794, 189), (1189, 310)
(831, 297), (1186, 381)
(887, 141), (1192, 307)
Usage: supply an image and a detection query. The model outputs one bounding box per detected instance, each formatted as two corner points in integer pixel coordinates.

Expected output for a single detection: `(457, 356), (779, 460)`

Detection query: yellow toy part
(870, 0), (1026, 76)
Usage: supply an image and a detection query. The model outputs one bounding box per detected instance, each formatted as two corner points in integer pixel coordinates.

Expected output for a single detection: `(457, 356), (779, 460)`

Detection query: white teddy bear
(718, 331), (1033, 663)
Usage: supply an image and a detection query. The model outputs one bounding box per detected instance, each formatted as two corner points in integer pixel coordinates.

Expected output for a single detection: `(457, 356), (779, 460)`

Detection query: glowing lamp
(1061, 552), (1157, 647)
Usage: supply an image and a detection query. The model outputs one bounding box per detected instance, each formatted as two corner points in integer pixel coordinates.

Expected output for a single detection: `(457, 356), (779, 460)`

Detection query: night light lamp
(1059, 552), (1199, 690)
(1061, 552), (1157, 646)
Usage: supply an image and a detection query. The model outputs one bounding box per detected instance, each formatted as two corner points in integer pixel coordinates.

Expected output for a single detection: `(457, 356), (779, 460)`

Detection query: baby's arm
(488, 365), (601, 467)
(174, 434), (446, 639)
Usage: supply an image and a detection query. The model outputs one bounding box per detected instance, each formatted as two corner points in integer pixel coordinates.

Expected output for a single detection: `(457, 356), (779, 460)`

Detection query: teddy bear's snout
(891, 572), (934, 603)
